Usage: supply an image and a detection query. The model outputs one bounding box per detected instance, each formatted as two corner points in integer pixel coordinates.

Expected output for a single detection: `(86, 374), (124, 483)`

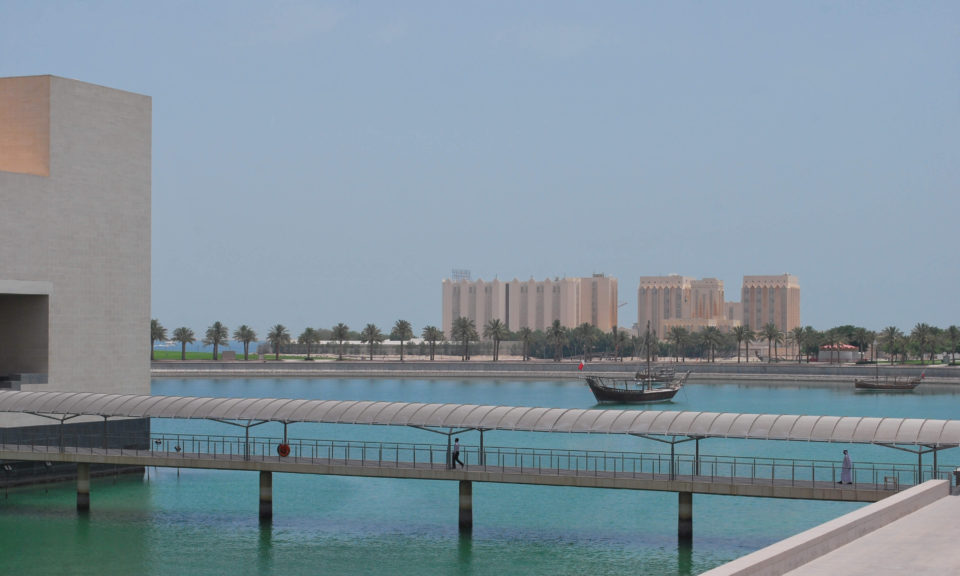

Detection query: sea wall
(151, 360), (960, 383)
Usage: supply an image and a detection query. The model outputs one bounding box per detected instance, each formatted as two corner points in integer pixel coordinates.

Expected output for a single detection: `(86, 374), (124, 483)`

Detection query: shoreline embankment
(151, 360), (960, 384)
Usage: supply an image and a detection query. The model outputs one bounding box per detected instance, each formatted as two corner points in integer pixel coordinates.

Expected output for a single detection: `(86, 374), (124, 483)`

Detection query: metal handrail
(1, 432), (953, 489)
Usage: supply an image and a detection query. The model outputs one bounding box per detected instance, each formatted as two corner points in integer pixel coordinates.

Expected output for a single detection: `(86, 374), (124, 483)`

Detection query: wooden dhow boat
(854, 364), (923, 390)
(854, 375), (922, 390)
(584, 321), (690, 404)
(585, 366), (690, 403)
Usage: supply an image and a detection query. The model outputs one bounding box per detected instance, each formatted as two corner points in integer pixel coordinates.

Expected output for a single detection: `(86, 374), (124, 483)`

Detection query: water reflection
(258, 522), (273, 572)
(457, 533), (473, 568)
(676, 542), (693, 575)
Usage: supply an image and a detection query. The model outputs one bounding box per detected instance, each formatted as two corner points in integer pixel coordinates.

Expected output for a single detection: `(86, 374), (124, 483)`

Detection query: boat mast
(645, 320), (652, 374)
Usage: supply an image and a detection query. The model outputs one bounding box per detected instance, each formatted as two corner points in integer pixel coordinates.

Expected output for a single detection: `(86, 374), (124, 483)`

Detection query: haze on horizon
(2, 2), (958, 337)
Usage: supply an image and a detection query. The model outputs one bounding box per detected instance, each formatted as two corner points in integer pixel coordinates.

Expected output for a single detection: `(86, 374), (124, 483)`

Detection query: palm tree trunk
(181, 343), (186, 361)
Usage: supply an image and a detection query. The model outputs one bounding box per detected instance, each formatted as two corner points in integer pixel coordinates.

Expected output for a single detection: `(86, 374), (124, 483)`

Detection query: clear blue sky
(3, 1), (958, 337)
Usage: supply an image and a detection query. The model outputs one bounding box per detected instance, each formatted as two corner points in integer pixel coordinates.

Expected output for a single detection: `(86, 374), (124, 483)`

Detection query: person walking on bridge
(452, 438), (465, 469)
(839, 450), (853, 484)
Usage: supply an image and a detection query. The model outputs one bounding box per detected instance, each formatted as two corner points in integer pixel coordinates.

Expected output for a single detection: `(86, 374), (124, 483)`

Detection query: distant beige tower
(741, 274), (801, 333)
(637, 275), (691, 338)
(638, 275), (738, 336)
(441, 274), (617, 336)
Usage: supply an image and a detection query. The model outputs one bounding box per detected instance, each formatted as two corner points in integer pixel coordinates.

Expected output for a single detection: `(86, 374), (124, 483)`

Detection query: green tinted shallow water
(2, 378), (959, 575)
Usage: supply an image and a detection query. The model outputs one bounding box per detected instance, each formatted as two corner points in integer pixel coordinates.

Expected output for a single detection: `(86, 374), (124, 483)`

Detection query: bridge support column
(259, 471), (272, 522)
(77, 463), (90, 512)
(678, 491), (692, 542)
(459, 480), (472, 534)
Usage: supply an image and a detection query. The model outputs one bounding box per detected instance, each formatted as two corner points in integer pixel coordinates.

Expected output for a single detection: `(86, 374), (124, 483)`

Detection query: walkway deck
(0, 441), (904, 502)
(786, 491), (960, 575)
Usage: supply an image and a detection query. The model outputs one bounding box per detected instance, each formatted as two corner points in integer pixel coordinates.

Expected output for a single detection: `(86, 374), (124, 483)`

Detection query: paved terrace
(703, 479), (959, 575)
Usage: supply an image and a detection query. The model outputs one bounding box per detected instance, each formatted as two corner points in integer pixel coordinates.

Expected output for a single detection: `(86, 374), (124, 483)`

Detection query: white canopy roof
(1, 390), (956, 446)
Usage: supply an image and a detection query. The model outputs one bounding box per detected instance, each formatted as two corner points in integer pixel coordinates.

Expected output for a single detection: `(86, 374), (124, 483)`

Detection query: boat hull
(854, 378), (920, 391)
(585, 376), (682, 404)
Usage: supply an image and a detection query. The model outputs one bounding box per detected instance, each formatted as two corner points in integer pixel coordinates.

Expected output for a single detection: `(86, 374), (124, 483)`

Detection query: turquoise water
(2, 378), (959, 575)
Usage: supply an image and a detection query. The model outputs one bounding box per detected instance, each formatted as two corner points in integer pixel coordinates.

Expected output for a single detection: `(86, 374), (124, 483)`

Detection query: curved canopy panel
(0, 390), (957, 447)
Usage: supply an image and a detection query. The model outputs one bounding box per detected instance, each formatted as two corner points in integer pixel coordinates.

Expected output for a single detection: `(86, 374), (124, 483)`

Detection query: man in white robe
(840, 450), (853, 484)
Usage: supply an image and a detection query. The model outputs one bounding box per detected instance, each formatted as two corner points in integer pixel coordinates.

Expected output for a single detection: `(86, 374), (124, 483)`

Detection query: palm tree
(390, 319), (414, 362)
(150, 319), (167, 361)
(820, 329), (838, 364)
(484, 319), (509, 362)
(517, 327), (534, 361)
(360, 323), (384, 360)
(332, 323), (350, 361)
(171, 326), (195, 361)
(668, 326), (689, 363)
(701, 326), (723, 362)
(232, 325), (257, 360)
(852, 327), (870, 361)
(731, 325), (749, 364)
(612, 328), (629, 362)
(451, 316), (478, 361)
(911, 323), (933, 365)
(203, 321), (229, 361)
(946, 325), (960, 365)
(579, 323), (598, 361)
(421, 325), (444, 360)
(761, 323), (782, 363)
(299, 327), (319, 360)
(879, 326), (903, 364)
(802, 326), (820, 363)
(789, 326), (806, 364)
(266, 324), (291, 361)
(742, 325), (757, 363)
(547, 320), (567, 362)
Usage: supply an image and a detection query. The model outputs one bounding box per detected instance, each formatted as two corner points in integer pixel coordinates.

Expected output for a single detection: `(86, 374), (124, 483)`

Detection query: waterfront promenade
(150, 359), (959, 383)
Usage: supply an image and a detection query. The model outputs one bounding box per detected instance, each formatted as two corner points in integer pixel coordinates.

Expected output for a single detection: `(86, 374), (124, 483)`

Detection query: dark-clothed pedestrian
(452, 437), (465, 469)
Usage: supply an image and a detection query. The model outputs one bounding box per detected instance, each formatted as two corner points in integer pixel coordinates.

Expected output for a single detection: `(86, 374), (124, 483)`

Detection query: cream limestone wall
(638, 275), (692, 338)
(742, 274), (801, 333)
(0, 76), (151, 427)
(443, 276), (618, 336)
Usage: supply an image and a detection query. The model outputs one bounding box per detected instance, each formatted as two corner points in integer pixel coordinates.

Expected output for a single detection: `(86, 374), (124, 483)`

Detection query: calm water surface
(2, 377), (959, 575)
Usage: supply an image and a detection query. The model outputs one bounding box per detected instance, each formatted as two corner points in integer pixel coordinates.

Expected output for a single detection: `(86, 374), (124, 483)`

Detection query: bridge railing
(3, 431), (954, 489)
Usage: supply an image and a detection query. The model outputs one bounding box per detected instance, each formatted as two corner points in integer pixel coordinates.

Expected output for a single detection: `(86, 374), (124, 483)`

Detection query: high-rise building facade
(638, 275), (739, 336)
(637, 275), (692, 338)
(442, 274), (617, 337)
(741, 274), (801, 333)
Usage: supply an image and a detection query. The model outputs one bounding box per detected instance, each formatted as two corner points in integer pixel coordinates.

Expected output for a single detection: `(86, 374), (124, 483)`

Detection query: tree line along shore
(150, 319), (960, 367)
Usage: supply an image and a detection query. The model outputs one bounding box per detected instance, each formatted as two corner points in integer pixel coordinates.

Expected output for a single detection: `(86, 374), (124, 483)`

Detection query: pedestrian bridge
(2, 431), (935, 500)
(1, 390), (958, 540)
